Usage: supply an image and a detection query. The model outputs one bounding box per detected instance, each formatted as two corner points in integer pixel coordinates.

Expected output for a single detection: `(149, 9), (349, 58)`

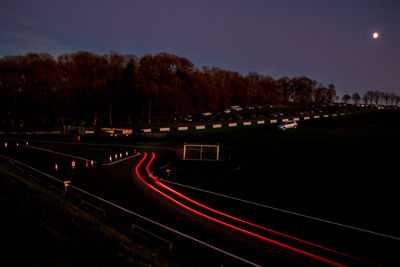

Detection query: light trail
(135, 152), (346, 267)
(145, 152), (373, 265)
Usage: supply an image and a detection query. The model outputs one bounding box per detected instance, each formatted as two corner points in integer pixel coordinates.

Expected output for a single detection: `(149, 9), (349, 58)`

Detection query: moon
(372, 32), (379, 39)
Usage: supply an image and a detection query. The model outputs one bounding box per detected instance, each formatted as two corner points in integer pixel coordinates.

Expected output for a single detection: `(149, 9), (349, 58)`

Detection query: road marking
(138, 153), (345, 267)
(25, 140), (178, 151)
(102, 153), (141, 166)
(0, 154), (261, 267)
(29, 145), (94, 162)
(159, 179), (400, 241)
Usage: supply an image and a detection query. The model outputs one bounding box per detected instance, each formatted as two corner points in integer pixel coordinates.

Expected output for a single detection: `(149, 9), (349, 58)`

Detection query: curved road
(1, 140), (396, 266)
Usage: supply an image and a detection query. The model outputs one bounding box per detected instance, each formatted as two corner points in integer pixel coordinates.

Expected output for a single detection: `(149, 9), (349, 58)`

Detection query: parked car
(278, 120), (297, 131)
(183, 115), (192, 122)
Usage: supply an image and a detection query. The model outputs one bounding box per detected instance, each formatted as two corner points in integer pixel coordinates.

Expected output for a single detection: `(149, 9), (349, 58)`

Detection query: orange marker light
(71, 161), (76, 169)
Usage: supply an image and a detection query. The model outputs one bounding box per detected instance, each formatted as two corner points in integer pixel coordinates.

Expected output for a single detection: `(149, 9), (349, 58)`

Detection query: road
(1, 140), (397, 266)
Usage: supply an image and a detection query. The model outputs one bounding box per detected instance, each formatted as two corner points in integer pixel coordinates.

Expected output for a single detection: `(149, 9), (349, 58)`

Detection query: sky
(1, 0), (399, 96)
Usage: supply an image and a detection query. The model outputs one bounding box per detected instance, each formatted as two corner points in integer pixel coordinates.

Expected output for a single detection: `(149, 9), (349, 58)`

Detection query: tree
(352, 92), (360, 105)
(276, 77), (291, 104)
(342, 94), (351, 104)
(383, 93), (390, 106)
(326, 84), (337, 104)
(389, 93), (397, 106)
(373, 91), (381, 105)
(364, 91), (374, 105)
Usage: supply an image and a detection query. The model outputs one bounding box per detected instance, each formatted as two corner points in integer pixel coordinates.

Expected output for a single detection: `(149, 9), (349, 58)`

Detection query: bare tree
(352, 92), (360, 105)
(342, 94), (351, 104)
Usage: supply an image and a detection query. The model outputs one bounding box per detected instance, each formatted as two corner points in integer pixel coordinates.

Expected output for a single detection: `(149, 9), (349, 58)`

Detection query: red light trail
(135, 152), (374, 266)
(144, 152), (372, 265)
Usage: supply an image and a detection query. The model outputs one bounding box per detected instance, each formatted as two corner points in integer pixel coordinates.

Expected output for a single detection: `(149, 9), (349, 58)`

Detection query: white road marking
(29, 145), (94, 162)
(159, 179), (400, 241)
(102, 153), (141, 166)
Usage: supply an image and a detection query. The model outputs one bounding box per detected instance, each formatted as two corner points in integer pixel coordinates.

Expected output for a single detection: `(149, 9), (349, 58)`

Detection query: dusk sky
(1, 0), (399, 96)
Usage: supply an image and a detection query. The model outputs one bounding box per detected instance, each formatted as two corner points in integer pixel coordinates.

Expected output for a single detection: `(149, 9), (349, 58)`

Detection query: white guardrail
(141, 113), (347, 133)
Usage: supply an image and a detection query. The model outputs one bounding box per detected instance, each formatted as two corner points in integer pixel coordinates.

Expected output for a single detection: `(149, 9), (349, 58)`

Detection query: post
(64, 181), (71, 194)
(216, 144), (220, 161)
(183, 144), (186, 160)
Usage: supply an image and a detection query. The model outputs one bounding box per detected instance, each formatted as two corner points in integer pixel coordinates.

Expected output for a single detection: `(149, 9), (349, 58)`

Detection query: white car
(278, 120), (297, 130)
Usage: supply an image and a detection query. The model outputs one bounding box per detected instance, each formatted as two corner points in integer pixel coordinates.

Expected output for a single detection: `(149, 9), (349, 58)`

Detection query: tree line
(1, 51), (340, 128)
(341, 91), (400, 106)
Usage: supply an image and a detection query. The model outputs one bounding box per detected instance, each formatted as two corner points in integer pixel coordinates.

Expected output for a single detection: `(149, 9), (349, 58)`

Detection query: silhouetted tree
(342, 94), (351, 104)
(352, 92), (360, 105)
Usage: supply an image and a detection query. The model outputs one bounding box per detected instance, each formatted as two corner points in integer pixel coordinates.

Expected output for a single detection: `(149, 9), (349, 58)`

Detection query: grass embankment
(161, 110), (400, 236)
(0, 161), (189, 266)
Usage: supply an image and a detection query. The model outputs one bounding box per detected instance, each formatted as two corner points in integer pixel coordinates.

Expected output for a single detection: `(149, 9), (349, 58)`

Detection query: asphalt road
(1, 140), (398, 266)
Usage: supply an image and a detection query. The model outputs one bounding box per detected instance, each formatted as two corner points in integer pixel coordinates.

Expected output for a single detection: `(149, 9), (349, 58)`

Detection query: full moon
(373, 32), (379, 39)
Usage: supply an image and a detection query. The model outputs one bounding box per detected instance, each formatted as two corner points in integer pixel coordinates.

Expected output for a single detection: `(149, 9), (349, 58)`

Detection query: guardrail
(140, 112), (349, 133)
